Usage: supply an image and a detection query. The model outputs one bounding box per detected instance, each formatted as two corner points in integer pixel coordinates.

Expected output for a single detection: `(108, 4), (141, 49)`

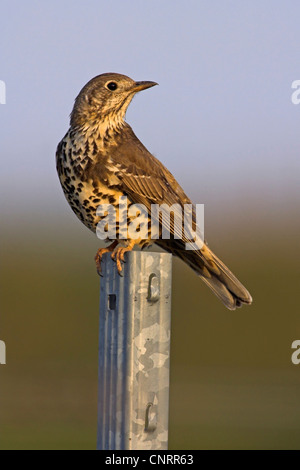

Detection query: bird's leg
(111, 240), (136, 275)
(95, 240), (118, 275)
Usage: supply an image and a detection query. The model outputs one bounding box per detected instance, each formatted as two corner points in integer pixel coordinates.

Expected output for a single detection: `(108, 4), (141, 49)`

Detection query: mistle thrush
(56, 73), (252, 310)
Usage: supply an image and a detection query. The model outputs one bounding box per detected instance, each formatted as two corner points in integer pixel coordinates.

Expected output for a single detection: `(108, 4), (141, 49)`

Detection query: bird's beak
(132, 81), (158, 93)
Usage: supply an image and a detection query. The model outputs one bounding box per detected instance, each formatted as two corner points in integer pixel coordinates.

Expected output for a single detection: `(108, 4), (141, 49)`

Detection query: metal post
(97, 251), (172, 450)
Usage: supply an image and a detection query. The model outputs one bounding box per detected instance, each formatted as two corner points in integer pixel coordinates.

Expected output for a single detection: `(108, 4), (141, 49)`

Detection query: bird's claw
(95, 242), (135, 276)
(111, 247), (125, 275)
(95, 241), (118, 276)
(111, 243), (135, 275)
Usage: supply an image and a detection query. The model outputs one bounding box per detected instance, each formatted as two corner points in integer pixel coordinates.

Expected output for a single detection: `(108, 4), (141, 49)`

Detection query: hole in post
(108, 294), (116, 310)
(144, 402), (156, 432)
(147, 273), (160, 302)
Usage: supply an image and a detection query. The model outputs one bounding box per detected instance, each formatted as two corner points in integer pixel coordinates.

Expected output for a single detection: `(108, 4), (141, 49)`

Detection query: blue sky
(1, 0), (299, 221)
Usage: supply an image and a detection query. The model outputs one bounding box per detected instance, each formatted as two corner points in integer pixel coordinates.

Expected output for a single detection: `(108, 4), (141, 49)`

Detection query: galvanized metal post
(97, 251), (172, 450)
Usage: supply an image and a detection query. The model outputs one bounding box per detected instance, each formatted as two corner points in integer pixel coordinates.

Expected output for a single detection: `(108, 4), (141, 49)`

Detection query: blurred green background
(1, 0), (300, 450)
(1, 206), (300, 450)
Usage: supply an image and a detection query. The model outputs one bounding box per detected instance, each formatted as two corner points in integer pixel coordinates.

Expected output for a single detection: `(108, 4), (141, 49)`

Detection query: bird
(56, 72), (252, 310)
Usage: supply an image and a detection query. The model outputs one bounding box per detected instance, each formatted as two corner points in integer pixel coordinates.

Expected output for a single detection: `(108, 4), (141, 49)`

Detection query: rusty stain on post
(97, 251), (172, 450)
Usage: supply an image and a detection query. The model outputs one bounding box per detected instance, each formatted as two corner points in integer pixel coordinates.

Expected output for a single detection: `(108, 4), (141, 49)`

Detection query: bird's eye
(106, 81), (118, 91)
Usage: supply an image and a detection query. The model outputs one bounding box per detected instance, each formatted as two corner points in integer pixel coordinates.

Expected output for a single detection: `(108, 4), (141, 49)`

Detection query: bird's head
(70, 73), (158, 129)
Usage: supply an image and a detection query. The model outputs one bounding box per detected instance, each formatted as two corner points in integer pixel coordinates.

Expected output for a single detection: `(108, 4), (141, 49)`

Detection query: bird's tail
(174, 243), (252, 310)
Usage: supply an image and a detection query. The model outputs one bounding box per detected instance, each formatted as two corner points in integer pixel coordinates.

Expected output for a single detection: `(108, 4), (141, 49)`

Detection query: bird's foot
(111, 240), (136, 275)
(95, 241), (118, 276)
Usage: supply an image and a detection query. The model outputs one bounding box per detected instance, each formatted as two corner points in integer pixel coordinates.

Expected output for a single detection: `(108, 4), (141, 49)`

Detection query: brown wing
(105, 124), (195, 243)
(100, 125), (252, 310)
(107, 124), (191, 206)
